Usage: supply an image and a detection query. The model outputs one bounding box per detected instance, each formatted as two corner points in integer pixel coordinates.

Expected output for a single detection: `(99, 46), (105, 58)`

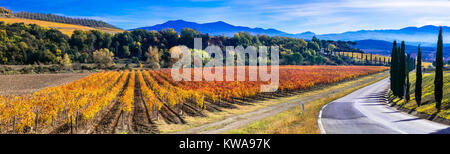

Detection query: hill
(13, 11), (120, 29)
(391, 71), (450, 120)
(0, 17), (123, 36)
(0, 7), (123, 36)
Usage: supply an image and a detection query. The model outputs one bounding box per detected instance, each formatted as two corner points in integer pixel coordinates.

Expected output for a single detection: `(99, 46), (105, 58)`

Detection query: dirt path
(91, 73), (130, 134)
(175, 71), (389, 134)
(130, 71), (158, 134)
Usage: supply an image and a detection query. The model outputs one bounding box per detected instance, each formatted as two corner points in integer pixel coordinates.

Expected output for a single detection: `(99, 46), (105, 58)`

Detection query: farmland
(0, 66), (388, 134)
(0, 73), (91, 95)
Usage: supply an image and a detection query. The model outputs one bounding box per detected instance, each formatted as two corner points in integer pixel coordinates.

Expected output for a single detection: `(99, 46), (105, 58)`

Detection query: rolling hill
(0, 17), (123, 36)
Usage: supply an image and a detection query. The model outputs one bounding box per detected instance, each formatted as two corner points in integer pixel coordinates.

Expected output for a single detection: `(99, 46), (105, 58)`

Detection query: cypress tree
(370, 53), (373, 64)
(398, 41), (406, 98)
(415, 45), (422, 106)
(405, 57), (410, 102)
(435, 27), (443, 111)
(390, 41), (397, 95)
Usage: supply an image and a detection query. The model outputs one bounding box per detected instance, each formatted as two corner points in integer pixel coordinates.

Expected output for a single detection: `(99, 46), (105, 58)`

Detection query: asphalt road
(319, 78), (450, 134)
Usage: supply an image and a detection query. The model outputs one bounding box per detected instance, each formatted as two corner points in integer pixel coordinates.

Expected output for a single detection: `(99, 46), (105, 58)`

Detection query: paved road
(319, 78), (450, 134)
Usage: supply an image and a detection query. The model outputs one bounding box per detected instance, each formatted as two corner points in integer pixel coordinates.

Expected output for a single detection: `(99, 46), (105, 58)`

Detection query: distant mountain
(134, 20), (449, 61)
(134, 20), (448, 45)
(317, 25), (450, 45)
(133, 20), (291, 36)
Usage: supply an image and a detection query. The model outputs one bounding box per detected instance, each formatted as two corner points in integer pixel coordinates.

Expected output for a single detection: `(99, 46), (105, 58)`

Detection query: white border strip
(317, 103), (329, 134)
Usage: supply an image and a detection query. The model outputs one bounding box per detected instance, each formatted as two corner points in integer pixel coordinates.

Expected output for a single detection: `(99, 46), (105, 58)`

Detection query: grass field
(0, 17), (124, 36)
(392, 71), (450, 119)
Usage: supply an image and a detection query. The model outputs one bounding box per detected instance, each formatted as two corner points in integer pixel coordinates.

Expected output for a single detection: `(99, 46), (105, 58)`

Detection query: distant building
(0, 7), (13, 17)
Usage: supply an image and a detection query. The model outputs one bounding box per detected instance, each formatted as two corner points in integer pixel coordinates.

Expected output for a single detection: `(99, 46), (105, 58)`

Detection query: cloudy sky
(1, 0), (449, 34)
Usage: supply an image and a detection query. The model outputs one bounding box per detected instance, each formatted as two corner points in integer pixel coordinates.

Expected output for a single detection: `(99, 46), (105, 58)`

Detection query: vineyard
(0, 66), (388, 134)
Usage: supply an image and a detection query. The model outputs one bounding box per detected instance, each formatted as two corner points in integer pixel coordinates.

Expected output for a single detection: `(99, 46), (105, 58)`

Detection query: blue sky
(1, 0), (449, 34)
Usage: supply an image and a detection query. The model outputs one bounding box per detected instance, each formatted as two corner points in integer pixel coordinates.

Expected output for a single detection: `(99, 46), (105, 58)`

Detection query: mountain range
(134, 20), (449, 61)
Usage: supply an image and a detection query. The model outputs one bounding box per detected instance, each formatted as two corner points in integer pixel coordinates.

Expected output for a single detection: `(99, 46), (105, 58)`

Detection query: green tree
(121, 45), (130, 57)
(180, 28), (199, 48)
(405, 59), (410, 102)
(292, 52), (304, 65)
(398, 41), (406, 98)
(415, 45), (422, 106)
(159, 28), (179, 49)
(390, 41), (398, 97)
(307, 41), (320, 51)
(435, 27), (443, 111)
(327, 44), (336, 54)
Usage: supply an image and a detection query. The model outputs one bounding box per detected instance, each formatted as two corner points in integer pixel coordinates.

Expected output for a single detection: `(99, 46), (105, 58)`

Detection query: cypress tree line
(435, 27), (443, 111)
(390, 40), (416, 99)
(415, 45), (422, 106)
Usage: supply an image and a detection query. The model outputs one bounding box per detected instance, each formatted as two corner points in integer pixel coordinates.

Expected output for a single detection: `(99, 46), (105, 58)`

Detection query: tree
(70, 30), (88, 52)
(180, 28), (199, 48)
(390, 41), (398, 97)
(93, 48), (114, 69)
(160, 28), (179, 49)
(121, 45), (130, 57)
(398, 41), (406, 98)
(435, 27), (443, 111)
(292, 52), (304, 65)
(405, 59), (410, 102)
(145, 46), (161, 69)
(415, 45), (422, 106)
(59, 53), (72, 70)
(326, 44), (336, 55)
(307, 41), (320, 51)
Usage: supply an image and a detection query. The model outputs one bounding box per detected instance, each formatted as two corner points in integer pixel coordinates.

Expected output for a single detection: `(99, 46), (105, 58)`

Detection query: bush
(81, 65), (93, 70)
(19, 67), (33, 74)
(93, 48), (114, 69)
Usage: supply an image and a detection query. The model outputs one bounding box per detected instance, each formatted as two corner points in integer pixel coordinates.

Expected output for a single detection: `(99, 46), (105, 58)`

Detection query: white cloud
(93, 0), (450, 33)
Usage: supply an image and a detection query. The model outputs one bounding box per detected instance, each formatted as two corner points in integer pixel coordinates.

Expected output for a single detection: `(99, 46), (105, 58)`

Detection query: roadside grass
(157, 71), (388, 134)
(391, 71), (449, 119)
(224, 72), (389, 134)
